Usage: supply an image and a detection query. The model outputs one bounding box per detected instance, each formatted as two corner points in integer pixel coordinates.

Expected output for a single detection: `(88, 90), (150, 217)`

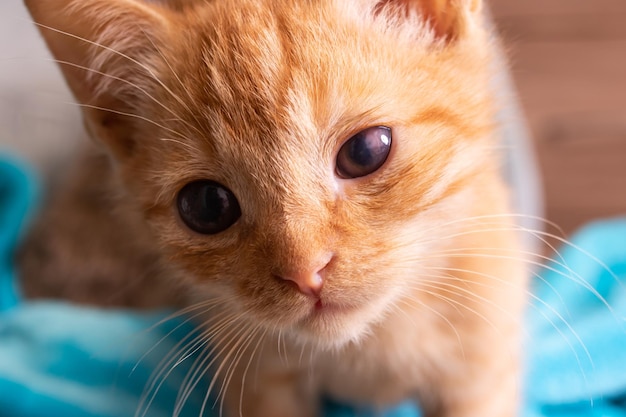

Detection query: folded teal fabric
(525, 218), (626, 416)
(1, 157), (624, 417)
(0, 157), (37, 311)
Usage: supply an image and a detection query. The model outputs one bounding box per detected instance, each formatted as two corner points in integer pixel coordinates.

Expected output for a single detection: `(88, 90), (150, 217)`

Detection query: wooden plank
(490, 0), (626, 234)
(496, 13), (626, 42)
(539, 136), (626, 233)
(490, 0), (626, 19)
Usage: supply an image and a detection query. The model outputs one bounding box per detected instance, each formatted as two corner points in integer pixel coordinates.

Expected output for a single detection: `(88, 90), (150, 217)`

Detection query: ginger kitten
(22, 0), (527, 416)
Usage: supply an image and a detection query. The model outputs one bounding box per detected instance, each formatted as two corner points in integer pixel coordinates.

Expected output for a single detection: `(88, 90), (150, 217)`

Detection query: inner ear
(374, 0), (482, 41)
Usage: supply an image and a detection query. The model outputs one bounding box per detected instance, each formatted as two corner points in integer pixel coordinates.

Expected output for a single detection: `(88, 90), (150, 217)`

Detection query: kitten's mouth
(312, 298), (355, 316)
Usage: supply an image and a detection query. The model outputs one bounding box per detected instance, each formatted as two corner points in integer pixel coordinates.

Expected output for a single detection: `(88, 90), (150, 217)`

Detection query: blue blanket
(1, 157), (625, 417)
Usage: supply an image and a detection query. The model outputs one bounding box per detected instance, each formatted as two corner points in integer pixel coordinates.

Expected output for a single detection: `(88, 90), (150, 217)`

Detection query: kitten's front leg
(434, 244), (525, 417)
(222, 336), (318, 417)
(435, 347), (521, 417)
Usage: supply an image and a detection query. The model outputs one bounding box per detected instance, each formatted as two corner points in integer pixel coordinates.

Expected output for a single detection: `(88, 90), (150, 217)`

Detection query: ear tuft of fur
(24, 0), (170, 160)
(373, 0), (482, 42)
(25, 0), (169, 104)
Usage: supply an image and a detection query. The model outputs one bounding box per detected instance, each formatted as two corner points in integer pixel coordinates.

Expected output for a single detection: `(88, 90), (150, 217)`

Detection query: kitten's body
(19, 147), (182, 307)
(21, 0), (527, 416)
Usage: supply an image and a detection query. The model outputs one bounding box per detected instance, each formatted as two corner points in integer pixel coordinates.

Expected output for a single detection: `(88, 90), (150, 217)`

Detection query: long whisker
(238, 328), (269, 417)
(136, 329), (205, 417)
(419, 248), (614, 318)
(428, 267), (596, 404)
(216, 326), (262, 417)
(416, 222), (622, 292)
(43, 57), (203, 137)
(409, 213), (566, 240)
(392, 296), (466, 359)
(399, 220), (622, 323)
(137, 27), (206, 130)
(420, 246), (571, 308)
(172, 312), (247, 415)
(133, 298), (230, 373)
(410, 276), (523, 328)
(216, 326), (259, 407)
(404, 282), (504, 336)
(158, 137), (203, 154)
(30, 21), (200, 121)
(423, 264), (595, 388)
(137, 308), (235, 417)
(174, 315), (250, 417)
(198, 323), (255, 417)
(72, 102), (189, 141)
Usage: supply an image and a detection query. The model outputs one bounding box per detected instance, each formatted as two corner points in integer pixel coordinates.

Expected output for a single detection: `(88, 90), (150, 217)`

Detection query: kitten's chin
(289, 303), (381, 350)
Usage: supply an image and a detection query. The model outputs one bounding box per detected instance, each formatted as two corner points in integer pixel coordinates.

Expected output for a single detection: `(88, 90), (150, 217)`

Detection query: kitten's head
(27, 0), (497, 348)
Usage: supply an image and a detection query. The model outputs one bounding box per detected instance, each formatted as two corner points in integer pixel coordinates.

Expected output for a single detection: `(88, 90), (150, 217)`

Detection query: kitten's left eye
(177, 180), (241, 234)
(336, 126), (392, 179)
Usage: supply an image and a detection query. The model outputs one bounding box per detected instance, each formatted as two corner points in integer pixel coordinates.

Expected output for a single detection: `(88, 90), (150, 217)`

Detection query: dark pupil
(177, 180), (241, 234)
(336, 126), (392, 178)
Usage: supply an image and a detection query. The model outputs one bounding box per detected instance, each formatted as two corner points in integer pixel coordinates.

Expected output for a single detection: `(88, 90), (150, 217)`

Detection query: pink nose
(278, 253), (333, 297)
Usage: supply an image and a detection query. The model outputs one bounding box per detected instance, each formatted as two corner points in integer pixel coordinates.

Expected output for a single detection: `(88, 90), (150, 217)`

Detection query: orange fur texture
(25, 0), (527, 416)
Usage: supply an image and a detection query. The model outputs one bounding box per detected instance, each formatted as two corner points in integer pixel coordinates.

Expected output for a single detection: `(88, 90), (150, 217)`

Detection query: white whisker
(138, 27), (206, 131)
(173, 313), (248, 416)
(216, 326), (262, 417)
(43, 57), (202, 137)
(71, 102), (189, 141)
(423, 264), (595, 389)
(31, 20), (201, 121)
(238, 328), (269, 417)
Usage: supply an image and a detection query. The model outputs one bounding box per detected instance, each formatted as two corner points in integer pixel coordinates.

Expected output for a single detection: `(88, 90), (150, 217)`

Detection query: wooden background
(490, 0), (626, 235)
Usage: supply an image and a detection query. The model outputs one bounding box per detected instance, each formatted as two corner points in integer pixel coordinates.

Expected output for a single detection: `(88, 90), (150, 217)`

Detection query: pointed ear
(24, 0), (170, 160)
(375, 0), (482, 42)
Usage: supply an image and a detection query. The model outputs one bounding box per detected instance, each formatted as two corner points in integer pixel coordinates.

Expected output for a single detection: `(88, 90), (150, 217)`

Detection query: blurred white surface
(0, 0), (83, 175)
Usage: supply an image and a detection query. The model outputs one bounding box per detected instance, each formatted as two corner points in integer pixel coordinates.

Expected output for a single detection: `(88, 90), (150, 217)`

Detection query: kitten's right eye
(177, 180), (241, 234)
(336, 126), (392, 179)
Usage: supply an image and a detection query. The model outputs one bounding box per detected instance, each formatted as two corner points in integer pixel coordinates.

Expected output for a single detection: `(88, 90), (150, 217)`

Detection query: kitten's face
(28, 0), (495, 348)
